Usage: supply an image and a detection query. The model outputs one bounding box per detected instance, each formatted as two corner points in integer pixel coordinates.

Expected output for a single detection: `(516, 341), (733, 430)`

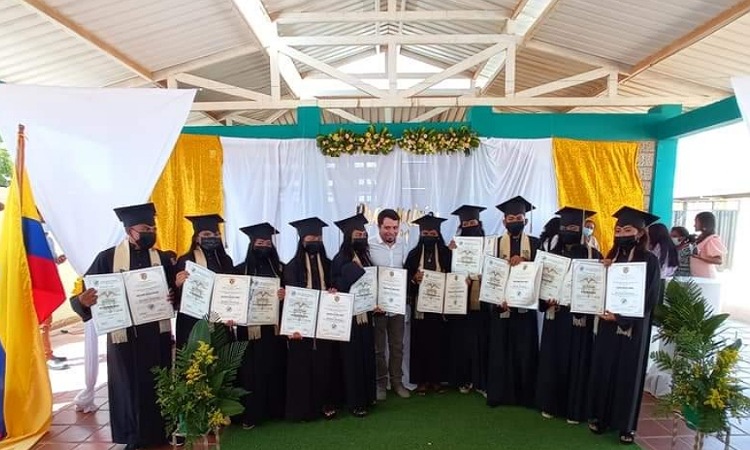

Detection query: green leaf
(188, 319), (211, 346)
(218, 399), (245, 417)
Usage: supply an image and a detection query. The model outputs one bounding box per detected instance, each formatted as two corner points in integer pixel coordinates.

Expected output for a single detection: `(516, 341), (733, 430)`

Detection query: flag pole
(16, 123), (26, 207)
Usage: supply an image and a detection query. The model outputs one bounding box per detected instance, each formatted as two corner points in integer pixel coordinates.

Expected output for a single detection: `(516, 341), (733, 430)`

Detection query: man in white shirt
(368, 209), (411, 400)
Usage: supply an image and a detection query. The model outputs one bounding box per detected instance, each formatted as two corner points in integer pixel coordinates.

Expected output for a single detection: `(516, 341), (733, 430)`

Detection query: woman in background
(583, 219), (600, 251)
(539, 217), (560, 252)
(691, 211), (727, 279)
(648, 223), (679, 280)
(670, 226), (694, 277)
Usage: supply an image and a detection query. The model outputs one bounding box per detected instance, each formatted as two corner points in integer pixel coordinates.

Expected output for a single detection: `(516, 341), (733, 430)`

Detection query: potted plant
(153, 319), (248, 449)
(652, 280), (750, 449)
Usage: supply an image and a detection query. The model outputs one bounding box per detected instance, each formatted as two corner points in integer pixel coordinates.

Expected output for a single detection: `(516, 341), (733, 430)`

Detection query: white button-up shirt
(368, 233), (407, 317)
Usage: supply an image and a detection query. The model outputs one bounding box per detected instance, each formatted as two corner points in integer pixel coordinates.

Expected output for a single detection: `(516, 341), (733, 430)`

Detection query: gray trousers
(374, 313), (405, 389)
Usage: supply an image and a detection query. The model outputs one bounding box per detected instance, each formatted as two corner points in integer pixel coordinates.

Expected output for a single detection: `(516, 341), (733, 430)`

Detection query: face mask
(422, 236), (439, 245)
(559, 230), (581, 245)
(614, 236), (638, 251)
(506, 222), (525, 236)
(199, 236), (222, 251)
(304, 241), (323, 254)
(672, 237), (682, 246)
(136, 231), (156, 250)
(582, 228), (594, 237)
(254, 246), (273, 258)
(352, 238), (368, 251)
(460, 225), (483, 237)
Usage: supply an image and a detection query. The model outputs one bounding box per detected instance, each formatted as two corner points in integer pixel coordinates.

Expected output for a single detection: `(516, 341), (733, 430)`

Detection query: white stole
(415, 245), (442, 320)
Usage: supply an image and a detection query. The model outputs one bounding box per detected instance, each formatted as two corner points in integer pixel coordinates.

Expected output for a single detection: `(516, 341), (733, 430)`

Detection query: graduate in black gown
(69, 203), (175, 450)
(587, 206), (661, 445)
(174, 214), (235, 348)
(536, 207), (603, 423)
(486, 196), (540, 408)
(405, 213), (452, 395)
(447, 205), (489, 395)
(234, 222), (287, 428)
(283, 217), (343, 421)
(330, 213), (377, 417)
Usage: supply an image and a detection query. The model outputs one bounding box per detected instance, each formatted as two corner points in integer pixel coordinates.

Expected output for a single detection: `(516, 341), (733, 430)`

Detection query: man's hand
(509, 255), (524, 267)
(176, 271), (189, 288)
(79, 288), (98, 307)
(55, 255), (67, 265)
(448, 239), (457, 250)
(277, 288), (286, 301)
(413, 270), (424, 284)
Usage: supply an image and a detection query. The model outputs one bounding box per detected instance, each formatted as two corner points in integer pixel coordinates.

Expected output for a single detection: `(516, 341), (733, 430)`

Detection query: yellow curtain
(150, 134), (223, 256)
(552, 138), (644, 256)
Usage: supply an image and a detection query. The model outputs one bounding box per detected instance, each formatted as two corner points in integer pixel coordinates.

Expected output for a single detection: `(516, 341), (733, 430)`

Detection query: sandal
(416, 384), (428, 396)
(619, 432), (635, 445)
(541, 411), (554, 419)
(323, 409), (338, 420)
(432, 383), (446, 394)
(352, 407), (368, 418)
(588, 421), (603, 435)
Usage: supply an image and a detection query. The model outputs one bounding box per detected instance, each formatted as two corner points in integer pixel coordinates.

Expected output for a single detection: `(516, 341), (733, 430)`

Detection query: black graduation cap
(496, 196), (535, 215)
(451, 205), (486, 222)
(240, 222), (279, 241)
(289, 217), (328, 237)
(334, 213), (368, 234)
(185, 214), (224, 233)
(612, 206), (659, 228)
(412, 212), (447, 232)
(556, 206), (597, 227)
(114, 202), (156, 227)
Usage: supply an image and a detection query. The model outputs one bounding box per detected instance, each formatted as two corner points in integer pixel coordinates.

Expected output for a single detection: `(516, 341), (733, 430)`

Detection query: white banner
(0, 85), (196, 274)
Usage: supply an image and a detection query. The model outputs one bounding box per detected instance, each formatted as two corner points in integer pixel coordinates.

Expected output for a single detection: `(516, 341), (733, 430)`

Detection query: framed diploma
(605, 262), (647, 318)
(535, 251), (572, 301)
(506, 262), (543, 309)
(280, 287), (320, 338)
(351, 266), (377, 315)
(443, 273), (469, 315)
(210, 274), (251, 324)
(377, 267), (407, 315)
(570, 260), (607, 315)
(451, 236), (484, 275)
(558, 269), (573, 306)
(247, 276), (281, 326)
(315, 292), (354, 342)
(180, 261), (216, 320)
(123, 266), (173, 326)
(417, 270), (446, 314)
(84, 273), (132, 335)
(479, 255), (510, 305)
(484, 236), (498, 257)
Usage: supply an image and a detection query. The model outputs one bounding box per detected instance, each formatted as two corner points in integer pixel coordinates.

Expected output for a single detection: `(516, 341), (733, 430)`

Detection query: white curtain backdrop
(222, 137), (558, 263)
(0, 85), (196, 274)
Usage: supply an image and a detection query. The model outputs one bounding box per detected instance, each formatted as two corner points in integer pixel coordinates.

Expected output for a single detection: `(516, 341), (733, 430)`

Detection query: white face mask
(672, 237), (682, 245)
(582, 228), (593, 237)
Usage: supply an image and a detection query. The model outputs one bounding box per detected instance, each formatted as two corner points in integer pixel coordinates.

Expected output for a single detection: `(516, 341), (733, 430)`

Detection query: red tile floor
(33, 321), (750, 450)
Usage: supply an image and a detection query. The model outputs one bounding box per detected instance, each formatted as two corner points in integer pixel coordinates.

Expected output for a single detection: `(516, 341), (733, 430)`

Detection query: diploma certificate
(558, 269), (573, 306)
(479, 255), (510, 305)
(247, 276), (281, 326)
(506, 262), (542, 309)
(451, 236), (484, 275)
(316, 292), (354, 342)
(377, 267), (407, 315)
(280, 287), (320, 338)
(85, 273), (132, 335)
(417, 270), (446, 314)
(443, 273), (469, 315)
(605, 262), (647, 318)
(210, 275), (251, 324)
(570, 260), (607, 315)
(351, 266), (377, 315)
(484, 236), (498, 257)
(535, 251), (572, 301)
(123, 266), (173, 326)
(180, 261), (216, 320)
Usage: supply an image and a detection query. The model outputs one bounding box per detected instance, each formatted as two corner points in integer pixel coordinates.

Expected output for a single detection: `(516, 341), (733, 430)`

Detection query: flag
(0, 127), (58, 448)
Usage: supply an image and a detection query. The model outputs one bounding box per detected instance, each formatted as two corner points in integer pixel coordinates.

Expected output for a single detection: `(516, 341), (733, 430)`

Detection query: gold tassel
(248, 326), (262, 340)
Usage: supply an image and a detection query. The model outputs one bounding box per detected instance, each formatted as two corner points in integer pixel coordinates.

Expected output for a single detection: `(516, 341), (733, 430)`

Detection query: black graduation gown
(486, 234), (540, 408)
(447, 281), (490, 390)
(234, 258), (287, 425)
(283, 253), (343, 421)
(405, 244), (452, 385)
(70, 245), (175, 448)
(331, 251), (377, 411)
(174, 249), (234, 348)
(536, 244), (602, 421)
(587, 249), (661, 433)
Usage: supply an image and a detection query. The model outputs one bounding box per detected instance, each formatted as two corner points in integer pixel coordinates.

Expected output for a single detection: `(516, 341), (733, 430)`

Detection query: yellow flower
(704, 388), (726, 409)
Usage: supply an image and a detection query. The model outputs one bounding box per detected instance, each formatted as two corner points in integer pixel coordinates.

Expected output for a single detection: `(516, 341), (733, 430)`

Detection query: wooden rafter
(273, 10), (509, 24)
(328, 109), (368, 124)
(522, 0), (561, 43)
(174, 73), (272, 102)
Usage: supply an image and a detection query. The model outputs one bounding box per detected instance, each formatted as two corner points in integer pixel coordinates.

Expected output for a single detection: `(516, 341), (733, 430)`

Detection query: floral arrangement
(652, 280), (750, 440)
(316, 125), (479, 157)
(153, 319), (247, 449)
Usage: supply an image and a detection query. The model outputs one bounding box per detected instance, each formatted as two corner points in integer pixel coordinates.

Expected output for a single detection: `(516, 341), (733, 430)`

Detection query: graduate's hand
(501, 300), (509, 311)
(55, 254), (67, 265)
(167, 289), (175, 304)
(599, 310), (617, 322)
(373, 306), (384, 313)
(601, 259), (613, 268)
(547, 298), (559, 307)
(277, 288), (285, 301)
(225, 320), (236, 327)
(465, 276), (471, 286)
(328, 288), (338, 294)
(79, 288), (98, 307)
(176, 270), (189, 287)
(413, 270), (424, 284)
(509, 255), (523, 267)
(290, 332), (303, 340)
(448, 239), (457, 250)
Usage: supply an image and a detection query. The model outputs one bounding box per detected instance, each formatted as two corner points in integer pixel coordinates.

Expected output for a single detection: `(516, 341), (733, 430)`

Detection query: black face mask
(304, 241), (323, 254)
(559, 230), (581, 245)
(506, 221), (525, 236)
(352, 238), (368, 251)
(422, 236), (439, 245)
(615, 236), (638, 251)
(253, 246), (273, 258)
(136, 231), (156, 250)
(461, 225), (483, 237)
(199, 237), (222, 251)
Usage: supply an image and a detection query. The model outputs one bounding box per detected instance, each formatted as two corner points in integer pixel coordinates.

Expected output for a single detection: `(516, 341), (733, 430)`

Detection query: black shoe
(352, 407), (368, 418)
(51, 355), (67, 363)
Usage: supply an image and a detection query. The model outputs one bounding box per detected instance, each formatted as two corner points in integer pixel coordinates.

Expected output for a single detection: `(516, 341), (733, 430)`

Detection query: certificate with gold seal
(179, 261), (216, 320)
(505, 262), (542, 309)
(315, 292), (354, 342)
(123, 266), (173, 326)
(570, 260), (607, 315)
(210, 274), (251, 324)
(535, 251), (571, 302)
(605, 262), (647, 318)
(479, 255), (510, 305)
(280, 287), (320, 338)
(247, 276), (280, 326)
(84, 273), (132, 335)
(451, 236), (484, 275)
(377, 267), (407, 315)
(417, 270), (446, 314)
(443, 273), (469, 315)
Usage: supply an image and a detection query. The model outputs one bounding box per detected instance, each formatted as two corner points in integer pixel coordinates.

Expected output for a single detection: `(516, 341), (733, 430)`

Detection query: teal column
(297, 106), (321, 138)
(650, 105), (683, 224)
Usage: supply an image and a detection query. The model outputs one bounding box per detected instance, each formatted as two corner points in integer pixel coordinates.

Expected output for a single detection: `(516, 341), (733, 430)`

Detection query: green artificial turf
(220, 391), (638, 450)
